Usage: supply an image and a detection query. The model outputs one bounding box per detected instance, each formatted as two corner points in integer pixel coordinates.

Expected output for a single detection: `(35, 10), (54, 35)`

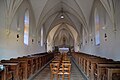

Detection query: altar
(59, 48), (69, 53)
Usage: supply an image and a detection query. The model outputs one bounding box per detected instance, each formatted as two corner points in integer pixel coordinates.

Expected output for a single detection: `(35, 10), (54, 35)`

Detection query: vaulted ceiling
(4, 0), (115, 38)
(5, 0), (114, 47)
(28, 0), (95, 46)
(29, 0), (94, 26)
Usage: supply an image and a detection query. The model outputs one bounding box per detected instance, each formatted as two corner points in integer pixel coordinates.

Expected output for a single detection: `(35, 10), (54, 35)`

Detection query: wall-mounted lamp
(17, 34), (19, 42)
(102, 26), (106, 30)
(89, 34), (92, 37)
(91, 39), (93, 41)
(17, 27), (20, 32)
(105, 33), (107, 38)
(33, 35), (35, 37)
(32, 39), (34, 43)
(38, 41), (40, 44)
(44, 42), (47, 45)
(17, 34), (19, 38)
(104, 33), (107, 41)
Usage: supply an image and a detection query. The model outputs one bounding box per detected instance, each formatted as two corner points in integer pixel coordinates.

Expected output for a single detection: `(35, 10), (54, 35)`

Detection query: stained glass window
(24, 10), (29, 45)
(95, 9), (100, 45)
(41, 26), (43, 46)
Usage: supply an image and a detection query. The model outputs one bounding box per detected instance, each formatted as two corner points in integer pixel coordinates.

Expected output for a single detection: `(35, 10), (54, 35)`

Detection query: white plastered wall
(80, 0), (120, 61)
(0, 0), (45, 60)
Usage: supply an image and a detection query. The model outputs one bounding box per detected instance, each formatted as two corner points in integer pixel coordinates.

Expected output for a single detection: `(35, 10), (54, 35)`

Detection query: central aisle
(32, 57), (85, 80)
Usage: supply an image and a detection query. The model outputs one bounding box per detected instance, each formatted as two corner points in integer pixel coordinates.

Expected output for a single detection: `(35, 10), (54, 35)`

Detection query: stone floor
(32, 58), (85, 80)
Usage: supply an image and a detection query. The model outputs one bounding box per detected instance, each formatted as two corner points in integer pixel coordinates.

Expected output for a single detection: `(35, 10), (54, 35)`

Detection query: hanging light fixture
(60, 8), (64, 19)
(61, 15), (64, 19)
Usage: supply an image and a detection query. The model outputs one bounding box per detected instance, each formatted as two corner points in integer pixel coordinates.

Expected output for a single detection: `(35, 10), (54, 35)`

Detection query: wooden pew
(0, 52), (54, 80)
(0, 62), (19, 80)
(108, 68), (120, 80)
(31, 54), (43, 69)
(24, 56), (37, 74)
(97, 63), (120, 80)
(0, 64), (4, 80)
(17, 57), (33, 79)
(32, 53), (51, 69)
(87, 58), (114, 80)
(1, 60), (24, 80)
(10, 58), (28, 80)
(71, 52), (120, 80)
(32, 53), (54, 68)
(29, 55), (40, 71)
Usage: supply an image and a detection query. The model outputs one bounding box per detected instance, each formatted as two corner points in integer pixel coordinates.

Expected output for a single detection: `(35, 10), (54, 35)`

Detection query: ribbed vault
(47, 23), (78, 51)
(28, 0), (116, 52)
(34, 0), (90, 38)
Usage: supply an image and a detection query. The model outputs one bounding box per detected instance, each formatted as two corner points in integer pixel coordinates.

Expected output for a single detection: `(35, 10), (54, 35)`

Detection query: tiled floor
(32, 58), (85, 80)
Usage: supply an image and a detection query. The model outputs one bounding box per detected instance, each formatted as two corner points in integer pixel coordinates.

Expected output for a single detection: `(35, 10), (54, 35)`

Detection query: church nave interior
(0, 0), (120, 80)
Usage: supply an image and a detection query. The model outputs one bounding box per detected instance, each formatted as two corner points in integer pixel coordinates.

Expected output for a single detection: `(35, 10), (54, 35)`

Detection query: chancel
(0, 0), (120, 80)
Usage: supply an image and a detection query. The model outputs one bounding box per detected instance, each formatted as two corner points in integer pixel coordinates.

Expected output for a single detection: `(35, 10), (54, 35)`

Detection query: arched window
(82, 28), (85, 46)
(95, 8), (100, 45)
(41, 26), (43, 46)
(24, 10), (29, 45)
